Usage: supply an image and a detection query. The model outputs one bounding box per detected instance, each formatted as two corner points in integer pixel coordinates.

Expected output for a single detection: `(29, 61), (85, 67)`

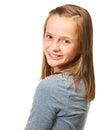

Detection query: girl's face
(43, 15), (79, 73)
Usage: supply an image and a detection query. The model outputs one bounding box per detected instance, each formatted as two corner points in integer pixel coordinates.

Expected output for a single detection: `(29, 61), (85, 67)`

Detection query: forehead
(46, 15), (78, 40)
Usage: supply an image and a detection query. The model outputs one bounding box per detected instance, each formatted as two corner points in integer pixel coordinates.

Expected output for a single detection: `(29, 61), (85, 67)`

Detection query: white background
(0, 0), (99, 130)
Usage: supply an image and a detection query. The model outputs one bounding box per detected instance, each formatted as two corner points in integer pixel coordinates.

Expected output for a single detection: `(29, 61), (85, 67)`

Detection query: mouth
(48, 52), (62, 60)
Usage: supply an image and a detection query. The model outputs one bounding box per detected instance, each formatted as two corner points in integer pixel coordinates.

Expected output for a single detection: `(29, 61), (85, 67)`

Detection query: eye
(63, 39), (69, 43)
(60, 39), (70, 45)
(45, 34), (53, 39)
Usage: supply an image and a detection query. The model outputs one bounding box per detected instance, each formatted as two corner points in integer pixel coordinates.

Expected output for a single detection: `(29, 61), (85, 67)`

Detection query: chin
(48, 64), (57, 67)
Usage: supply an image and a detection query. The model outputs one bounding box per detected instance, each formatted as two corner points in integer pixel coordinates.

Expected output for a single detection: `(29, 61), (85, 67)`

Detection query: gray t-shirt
(24, 73), (90, 130)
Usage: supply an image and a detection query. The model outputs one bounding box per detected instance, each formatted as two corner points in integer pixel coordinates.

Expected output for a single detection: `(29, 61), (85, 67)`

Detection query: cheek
(63, 46), (78, 59)
(43, 42), (46, 51)
(43, 40), (49, 50)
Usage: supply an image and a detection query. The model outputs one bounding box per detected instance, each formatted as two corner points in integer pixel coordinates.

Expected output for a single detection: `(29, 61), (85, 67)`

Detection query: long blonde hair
(40, 4), (95, 102)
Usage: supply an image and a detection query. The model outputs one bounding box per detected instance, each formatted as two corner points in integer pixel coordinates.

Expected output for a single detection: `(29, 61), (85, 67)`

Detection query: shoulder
(33, 74), (68, 108)
(36, 74), (65, 92)
(35, 74), (70, 99)
(40, 74), (64, 85)
(36, 73), (86, 98)
(38, 73), (73, 87)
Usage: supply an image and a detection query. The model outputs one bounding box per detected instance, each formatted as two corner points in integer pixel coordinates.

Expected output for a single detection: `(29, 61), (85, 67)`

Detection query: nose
(51, 40), (60, 52)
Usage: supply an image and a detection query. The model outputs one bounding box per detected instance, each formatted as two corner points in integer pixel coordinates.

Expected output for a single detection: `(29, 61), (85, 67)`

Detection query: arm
(24, 80), (57, 130)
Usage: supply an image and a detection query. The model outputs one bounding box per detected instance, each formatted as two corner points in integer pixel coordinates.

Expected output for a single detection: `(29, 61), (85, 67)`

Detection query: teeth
(50, 54), (58, 57)
(51, 54), (58, 57)
(50, 53), (61, 58)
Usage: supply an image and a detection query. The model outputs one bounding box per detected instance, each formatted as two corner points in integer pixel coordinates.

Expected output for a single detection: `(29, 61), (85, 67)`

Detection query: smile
(48, 52), (62, 60)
